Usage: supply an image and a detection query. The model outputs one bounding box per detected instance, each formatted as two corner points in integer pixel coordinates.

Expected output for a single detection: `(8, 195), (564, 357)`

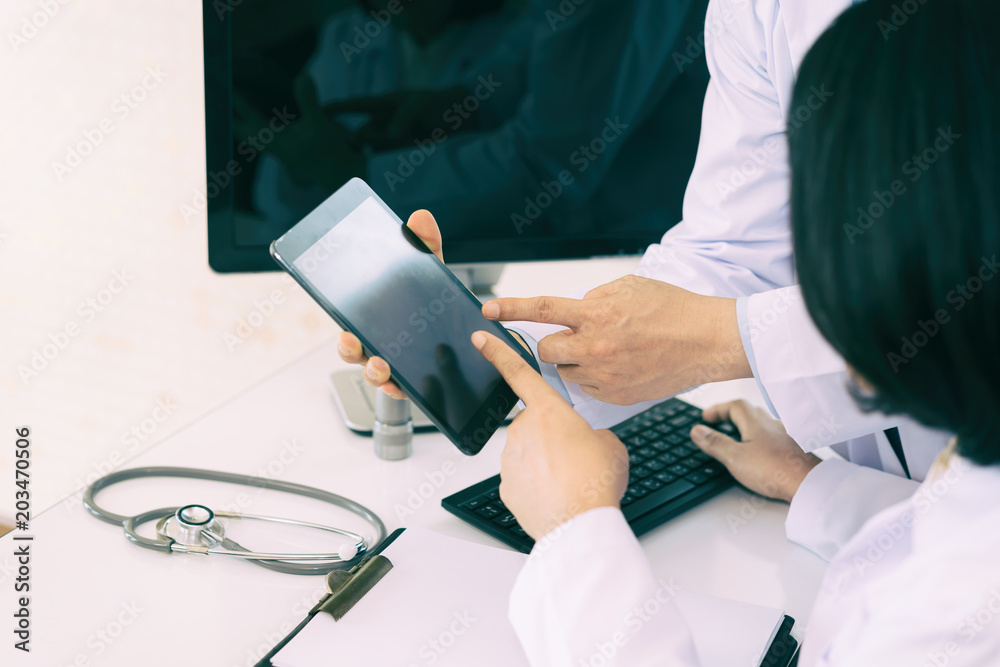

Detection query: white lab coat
(509, 453), (1000, 666)
(511, 0), (953, 562)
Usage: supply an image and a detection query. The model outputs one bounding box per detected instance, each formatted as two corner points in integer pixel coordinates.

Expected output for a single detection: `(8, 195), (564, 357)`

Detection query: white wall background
(0, 0), (637, 520)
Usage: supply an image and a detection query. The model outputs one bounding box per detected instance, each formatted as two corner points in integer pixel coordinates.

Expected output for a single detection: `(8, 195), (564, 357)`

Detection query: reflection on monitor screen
(203, 0), (710, 271)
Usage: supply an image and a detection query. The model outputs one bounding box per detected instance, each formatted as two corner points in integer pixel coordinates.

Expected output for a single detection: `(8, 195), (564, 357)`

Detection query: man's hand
(472, 330), (629, 541)
(482, 275), (751, 405)
(336, 209), (444, 399)
(690, 400), (821, 503)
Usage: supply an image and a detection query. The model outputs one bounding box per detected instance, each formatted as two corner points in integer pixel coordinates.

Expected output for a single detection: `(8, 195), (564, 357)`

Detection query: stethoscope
(84, 467), (387, 575)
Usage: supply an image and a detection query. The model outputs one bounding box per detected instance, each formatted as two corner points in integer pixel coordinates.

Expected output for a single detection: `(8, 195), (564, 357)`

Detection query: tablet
(270, 178), (537, 455)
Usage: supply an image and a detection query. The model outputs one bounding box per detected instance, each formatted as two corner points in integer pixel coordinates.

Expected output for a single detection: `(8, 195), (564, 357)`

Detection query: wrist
(780, 453), (823, 502)
(701, 296), (752, 384)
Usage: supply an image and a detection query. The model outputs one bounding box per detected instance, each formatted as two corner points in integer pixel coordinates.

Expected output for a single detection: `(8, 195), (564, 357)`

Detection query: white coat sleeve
(785, 458), (919, 562)
(509, 507), (701, 667)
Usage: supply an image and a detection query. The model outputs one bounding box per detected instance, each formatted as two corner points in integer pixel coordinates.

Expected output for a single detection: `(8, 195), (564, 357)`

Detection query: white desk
(2, 338), (827, 666)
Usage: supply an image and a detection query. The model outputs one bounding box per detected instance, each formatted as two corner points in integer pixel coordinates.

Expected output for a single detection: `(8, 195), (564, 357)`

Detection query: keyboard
(442, 397), (740, 553)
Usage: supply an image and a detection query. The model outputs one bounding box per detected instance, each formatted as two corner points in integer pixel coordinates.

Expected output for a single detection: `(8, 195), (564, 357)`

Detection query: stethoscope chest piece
(157, 505), (226, 548)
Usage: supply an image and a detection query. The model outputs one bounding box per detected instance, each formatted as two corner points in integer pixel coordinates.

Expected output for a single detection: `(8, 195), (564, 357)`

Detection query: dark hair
(789, 0), (1000, 465)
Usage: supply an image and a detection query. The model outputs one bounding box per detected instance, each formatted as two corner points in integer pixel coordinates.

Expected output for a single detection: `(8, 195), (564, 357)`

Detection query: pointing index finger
(482, 296), (584, 328)
(472, 331), (559, 406)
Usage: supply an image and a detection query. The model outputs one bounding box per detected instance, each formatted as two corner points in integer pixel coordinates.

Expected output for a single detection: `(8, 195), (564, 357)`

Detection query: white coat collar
(781, 0), (856, 73)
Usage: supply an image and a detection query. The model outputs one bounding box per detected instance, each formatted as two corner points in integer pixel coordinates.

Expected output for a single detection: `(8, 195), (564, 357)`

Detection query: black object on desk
(442, 396), (740, 553)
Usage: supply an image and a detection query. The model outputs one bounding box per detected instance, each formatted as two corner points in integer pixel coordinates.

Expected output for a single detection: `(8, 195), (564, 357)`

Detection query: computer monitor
(201, 0), (709, 281)
(201, 0), (709, 431)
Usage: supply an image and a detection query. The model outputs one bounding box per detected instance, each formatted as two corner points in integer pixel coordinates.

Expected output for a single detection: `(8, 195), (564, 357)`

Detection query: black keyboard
(442, 397), (740, 553)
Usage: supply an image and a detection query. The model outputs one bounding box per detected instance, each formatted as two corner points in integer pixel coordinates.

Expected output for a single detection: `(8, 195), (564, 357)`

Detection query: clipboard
(257, 527), (799, 667)
(256, 528), (406, 667)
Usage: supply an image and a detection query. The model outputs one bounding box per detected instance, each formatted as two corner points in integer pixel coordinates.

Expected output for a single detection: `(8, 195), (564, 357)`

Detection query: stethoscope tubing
(84, 466), (388, 575)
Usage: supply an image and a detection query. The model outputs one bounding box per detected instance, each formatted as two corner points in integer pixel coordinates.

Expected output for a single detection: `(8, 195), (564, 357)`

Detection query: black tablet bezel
(270, 179), (537, 455)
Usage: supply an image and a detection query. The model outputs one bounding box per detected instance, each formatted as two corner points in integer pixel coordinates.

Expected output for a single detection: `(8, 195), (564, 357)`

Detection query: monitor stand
(329, 263), (517, 436)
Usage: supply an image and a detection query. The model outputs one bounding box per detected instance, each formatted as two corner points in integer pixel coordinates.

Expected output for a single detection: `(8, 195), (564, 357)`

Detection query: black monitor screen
(202, 0), (709, 272)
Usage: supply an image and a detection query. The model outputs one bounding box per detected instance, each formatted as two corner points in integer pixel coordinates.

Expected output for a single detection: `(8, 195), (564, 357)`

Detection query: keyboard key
(650, 439), (671, 452)
(671, 443), (697, 457)
(622, 479), (697, 520)
(681, 454), (709, 468)
(494, 512), (519, 527)
(654, 471), (677, 484)
(684, 471), (708, 485)
(641, 478), (663, 492)
(632, 465), (655, 479)
(463, 496), (488, 510)
(666, 433), (686, 445)
(699, 462), (725, 478)
(645, 459), (667, 472)
(622, 491), (637, 506)
(630, 484), (651, 499)
(485, 489), (500, 501)
(511, 525), (527, 538)
(668, 463), (691, 476)
(476, 505), (501, 518)
(629, 453), (643, 466)
(656, 452), (679, 465)
(625, 436), (641, 448)
(669, 415), (692, 427)
(637, 447), (657, 459)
